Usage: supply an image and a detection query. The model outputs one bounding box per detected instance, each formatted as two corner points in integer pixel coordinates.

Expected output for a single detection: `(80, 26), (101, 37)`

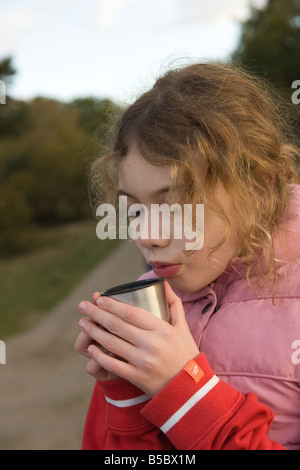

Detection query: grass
(0, 219), (120, 338)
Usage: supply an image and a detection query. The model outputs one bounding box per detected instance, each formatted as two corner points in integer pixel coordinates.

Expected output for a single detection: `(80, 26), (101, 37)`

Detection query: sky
(0, 0), (267, 104)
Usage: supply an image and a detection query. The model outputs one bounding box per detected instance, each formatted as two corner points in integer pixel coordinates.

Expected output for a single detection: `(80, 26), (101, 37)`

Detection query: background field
(0, 220), (120, 337)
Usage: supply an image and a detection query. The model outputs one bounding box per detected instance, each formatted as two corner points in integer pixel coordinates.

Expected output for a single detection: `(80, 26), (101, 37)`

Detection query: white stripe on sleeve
(160, 375), (220, 433)
(105, 394), (150, 408)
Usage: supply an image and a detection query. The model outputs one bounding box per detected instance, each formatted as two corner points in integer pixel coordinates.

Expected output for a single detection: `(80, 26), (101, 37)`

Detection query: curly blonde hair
(90, 62), (300, 290)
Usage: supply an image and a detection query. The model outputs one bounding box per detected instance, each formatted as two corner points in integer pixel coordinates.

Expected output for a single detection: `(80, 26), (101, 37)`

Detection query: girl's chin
(167, 270), (210, 293)
(168, 277), (199, 294)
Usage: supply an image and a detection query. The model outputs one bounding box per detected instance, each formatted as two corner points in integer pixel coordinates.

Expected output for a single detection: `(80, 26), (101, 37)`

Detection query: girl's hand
(74, 291), (118, 381)
(77, 282), (199, 397)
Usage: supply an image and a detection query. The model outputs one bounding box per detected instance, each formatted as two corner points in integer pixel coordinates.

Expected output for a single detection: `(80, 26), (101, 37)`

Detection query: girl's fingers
(86, 357), (103, 376)
(88, 344), (138, 384)
(86, 356), (119, 381)
(164, 282), (187, 327)
(93, 292), (101, 304)
(79, 318), (137, 364)
(96, 296), (160, 330)
(74, 330), (94, 358)
(78, 298), (159, 345)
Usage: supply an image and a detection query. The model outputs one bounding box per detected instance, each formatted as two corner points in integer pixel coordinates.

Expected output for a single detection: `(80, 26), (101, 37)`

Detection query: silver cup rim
(101, 277), (164, 297)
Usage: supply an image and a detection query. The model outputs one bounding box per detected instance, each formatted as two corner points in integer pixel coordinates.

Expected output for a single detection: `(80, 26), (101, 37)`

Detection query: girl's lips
(151, 263), (181, 278)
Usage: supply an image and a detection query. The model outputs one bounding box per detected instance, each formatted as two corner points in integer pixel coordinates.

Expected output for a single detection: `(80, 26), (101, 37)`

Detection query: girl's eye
(128, 204), (144, 219)
(128, 211), (140, 219)
(168, 204), (182, 217)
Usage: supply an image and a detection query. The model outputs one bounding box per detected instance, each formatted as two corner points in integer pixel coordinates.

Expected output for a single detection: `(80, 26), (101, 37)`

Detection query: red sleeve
(81, 378), (173, 450)
(141, 353), (286, 450)
(82, 353), (286, 450)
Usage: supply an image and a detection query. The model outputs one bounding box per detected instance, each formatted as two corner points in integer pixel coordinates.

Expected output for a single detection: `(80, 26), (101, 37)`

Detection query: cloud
(95, 0), (141, 30)
(175, 0), (267, 28)
(93, 0), (268, 34)
(0, 0), (86, 55)
(0, 5), (33, 54)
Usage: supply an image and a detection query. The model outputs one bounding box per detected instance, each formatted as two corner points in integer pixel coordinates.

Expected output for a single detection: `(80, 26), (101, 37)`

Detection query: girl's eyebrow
(117, 186), (171, 199)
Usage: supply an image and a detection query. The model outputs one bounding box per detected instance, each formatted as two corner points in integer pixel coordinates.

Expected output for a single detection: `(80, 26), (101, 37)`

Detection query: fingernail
(78, 301), (87, 312)
(96, 297), (104, 306)
(79, 319), (86, 329)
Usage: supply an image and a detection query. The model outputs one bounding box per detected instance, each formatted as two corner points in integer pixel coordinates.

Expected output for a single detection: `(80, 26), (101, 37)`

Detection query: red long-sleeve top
(81, 353), (285, 450)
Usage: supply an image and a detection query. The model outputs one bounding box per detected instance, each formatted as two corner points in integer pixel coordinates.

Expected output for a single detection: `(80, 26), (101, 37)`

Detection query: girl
(75, 62), (300, 450)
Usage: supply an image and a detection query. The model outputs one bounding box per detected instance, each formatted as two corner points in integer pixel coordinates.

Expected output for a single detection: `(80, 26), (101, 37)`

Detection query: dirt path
(0, 242), (146, 450)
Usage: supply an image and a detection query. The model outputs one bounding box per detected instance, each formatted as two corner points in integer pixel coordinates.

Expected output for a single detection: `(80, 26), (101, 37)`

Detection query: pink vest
(141, 184), (300, 449)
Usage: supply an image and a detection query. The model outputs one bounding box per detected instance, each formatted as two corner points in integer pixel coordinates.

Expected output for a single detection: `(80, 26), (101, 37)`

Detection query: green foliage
(0, 56), (16, 82)
(232, 0), (300, 91)
(0, 58), (121, 257)
(68, 97), (120, 136)
(0, 97), (30, 137)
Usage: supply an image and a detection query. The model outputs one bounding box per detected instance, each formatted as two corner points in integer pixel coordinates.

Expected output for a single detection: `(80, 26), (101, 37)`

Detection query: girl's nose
(138, 233), (170, 249)
(129, 207), (171, 249)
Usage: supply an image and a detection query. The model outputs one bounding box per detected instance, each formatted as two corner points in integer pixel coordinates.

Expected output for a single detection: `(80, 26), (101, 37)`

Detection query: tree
(0, 57), (121, 256)
(0, 56), (29, 137)
(68, 97), (121, 136)
(232, 0), (300, 91)
(1, 97), (94, 226)
(0, 56), (16, 82)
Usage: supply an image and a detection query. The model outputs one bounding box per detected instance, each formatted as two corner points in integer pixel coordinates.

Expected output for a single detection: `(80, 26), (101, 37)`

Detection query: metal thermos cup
(101, 277), (170, 322)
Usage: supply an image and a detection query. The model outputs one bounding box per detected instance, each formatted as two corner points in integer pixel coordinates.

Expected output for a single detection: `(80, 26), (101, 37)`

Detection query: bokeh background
(0, 0), (299, 450)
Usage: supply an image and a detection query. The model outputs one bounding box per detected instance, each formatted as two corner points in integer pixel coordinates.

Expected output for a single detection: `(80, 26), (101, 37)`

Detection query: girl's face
(118, 149), (241, 293)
